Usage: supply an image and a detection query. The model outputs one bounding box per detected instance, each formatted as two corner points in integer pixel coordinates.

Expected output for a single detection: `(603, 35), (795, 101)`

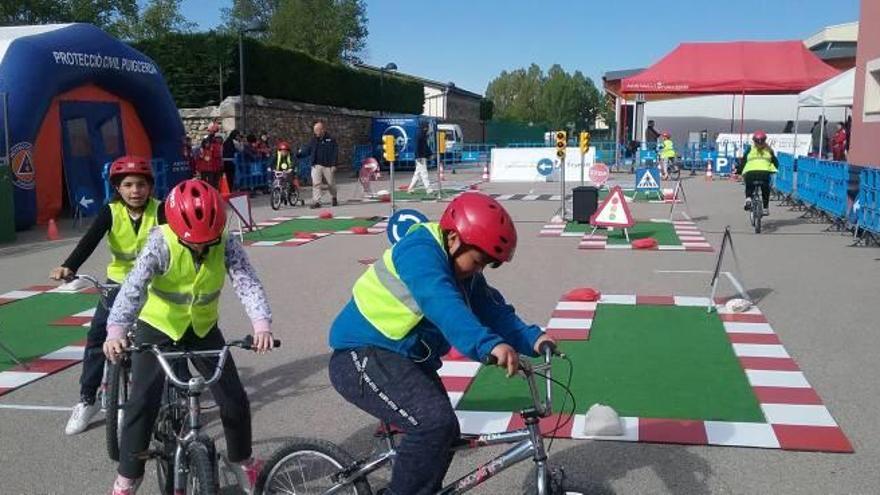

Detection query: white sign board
(715, 133), (812, 158)
(490, 147), (596, 182)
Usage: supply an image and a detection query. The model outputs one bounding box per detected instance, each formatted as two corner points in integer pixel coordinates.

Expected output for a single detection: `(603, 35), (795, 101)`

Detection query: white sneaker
(65, 401), (100, 435)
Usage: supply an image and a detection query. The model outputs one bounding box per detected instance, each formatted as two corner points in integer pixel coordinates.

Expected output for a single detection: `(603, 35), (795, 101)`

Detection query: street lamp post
(238, 21), (268, 134)
(378, 62), (397, 115)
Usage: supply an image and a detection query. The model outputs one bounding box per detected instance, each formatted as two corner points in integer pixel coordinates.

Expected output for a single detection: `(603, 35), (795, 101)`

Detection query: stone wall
(179, 95), (382, 170)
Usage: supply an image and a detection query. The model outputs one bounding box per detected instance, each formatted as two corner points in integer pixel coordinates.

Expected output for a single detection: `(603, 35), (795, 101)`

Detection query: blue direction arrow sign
(75, 186), (99, 216)
(536, 158), (554, 176)
(387, 208), (429, 244)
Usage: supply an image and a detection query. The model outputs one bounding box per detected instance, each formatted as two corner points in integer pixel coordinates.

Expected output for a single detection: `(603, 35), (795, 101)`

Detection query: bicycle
(748, 179), (766, 234)
(666, 157), (681, 181)
(62, 274), (129, 461)
(124, 334), (281, 495)
(269, 168), (305, 210)
(255, 342), (580, 495)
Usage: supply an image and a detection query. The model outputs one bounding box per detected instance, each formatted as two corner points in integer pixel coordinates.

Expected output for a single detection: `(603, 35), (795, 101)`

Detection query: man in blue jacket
(328, 192), (553, 495)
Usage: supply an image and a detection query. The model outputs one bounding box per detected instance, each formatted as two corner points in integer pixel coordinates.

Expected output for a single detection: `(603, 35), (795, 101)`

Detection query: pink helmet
(753, 130), (767, 143)
(439, 192), (517, 263)
(165, 179), (226, 244)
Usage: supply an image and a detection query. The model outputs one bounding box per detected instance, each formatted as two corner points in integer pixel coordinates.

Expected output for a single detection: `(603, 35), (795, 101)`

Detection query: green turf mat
(244, 218), (380, 242)
(0, 293), (97, 371)
(457, 304), (765, 423)
(563, 220), (680, 245)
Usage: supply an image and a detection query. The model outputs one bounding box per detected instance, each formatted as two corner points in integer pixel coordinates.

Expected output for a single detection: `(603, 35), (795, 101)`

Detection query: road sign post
(579, 131), (590, 185)
(383, 134), (397, 213)
(555, 131), (567, 220)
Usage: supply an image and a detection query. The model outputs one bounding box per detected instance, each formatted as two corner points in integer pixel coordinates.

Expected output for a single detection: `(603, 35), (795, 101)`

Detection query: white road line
(0, 404), (73, 412)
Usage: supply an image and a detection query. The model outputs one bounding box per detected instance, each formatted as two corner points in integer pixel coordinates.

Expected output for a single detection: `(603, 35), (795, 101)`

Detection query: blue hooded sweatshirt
(329, 225), (543, 370)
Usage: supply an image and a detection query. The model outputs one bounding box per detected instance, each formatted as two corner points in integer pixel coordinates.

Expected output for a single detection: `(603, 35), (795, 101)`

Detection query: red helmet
(165, 179), (226, 244)
(109, 155), (153, 184)
(207, 122), (220, 134)
(753, 130), (767, 143)
(661, 131), (671, 138)
(277, 141), (291, 151)
(439, 192), (517, 263)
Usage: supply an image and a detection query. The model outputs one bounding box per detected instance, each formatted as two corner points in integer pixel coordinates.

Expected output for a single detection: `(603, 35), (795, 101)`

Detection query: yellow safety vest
(139, 225), (227, 341)
(351, 222), (445, 340)
(106, 198), (160, 283)
(275, 153), (293, 171)
(742, 147), (778, 174)
(659, 138), (676, 158)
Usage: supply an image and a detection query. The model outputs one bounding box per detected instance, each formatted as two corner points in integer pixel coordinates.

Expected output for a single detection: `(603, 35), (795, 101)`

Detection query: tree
(1, 0), (137, 33)
(486, 64), (606, 130)
(268, 0), (368, 63)
(115, 0), (196, 41)
(220, 0), (278, 36)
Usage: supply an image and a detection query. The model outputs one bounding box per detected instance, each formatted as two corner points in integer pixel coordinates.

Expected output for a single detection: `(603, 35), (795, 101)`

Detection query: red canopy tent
(621, 40), (839, 94)
(615, 41), (839, 163)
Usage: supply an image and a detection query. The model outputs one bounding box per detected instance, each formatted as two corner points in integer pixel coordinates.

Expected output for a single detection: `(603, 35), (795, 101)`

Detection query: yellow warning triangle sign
(591, 185), (635, 228)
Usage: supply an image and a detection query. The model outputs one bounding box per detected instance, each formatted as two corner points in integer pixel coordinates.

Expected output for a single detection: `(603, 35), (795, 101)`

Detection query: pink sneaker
(240, 458), (264, 488)
(109, 476), (141, 495)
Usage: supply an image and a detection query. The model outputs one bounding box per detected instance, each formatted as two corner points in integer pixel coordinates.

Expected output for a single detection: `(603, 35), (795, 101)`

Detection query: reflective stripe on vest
(139, 225), (227, 341)
(742, 147), (777, 174)
(351, 222), (445, 340)
(276, 153), (293, 171)
(660, 139), (676, 158)
(106, 198), (160, 283)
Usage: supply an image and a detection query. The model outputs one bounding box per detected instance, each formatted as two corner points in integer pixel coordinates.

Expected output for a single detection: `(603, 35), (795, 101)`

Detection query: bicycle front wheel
(255, 438), (372, 495)
(186, 441), (218, 495)
(669, 163), (681, 181)
(105, 360), (129, 461)
(270, 187), (282, 210)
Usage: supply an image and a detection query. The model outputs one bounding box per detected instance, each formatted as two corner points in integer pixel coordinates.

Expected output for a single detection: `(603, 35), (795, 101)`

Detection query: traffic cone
(481, 163), (489, 181)
(47, 218), (60, 241)
(219, 174), (231, 195)
(705, 161), (713, 181)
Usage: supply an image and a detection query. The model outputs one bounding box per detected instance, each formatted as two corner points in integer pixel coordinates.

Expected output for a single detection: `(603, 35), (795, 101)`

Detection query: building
(354, 63), (485, 142)
(849, 1), (880, 166)
(804, 21), (858, 71)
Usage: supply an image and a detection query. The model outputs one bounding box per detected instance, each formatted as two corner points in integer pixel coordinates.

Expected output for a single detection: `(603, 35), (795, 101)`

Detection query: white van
(437, 124), (464, 152)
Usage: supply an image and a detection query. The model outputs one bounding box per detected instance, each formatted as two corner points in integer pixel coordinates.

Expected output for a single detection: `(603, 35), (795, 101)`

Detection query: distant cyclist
(736, 130), (778, 213)
(658, 131), (676, 179)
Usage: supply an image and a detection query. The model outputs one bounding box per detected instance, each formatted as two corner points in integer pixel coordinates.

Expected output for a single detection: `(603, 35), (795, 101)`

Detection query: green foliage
(1, 0), (137, 34)
(220, 0), (277, 37)
(486, 64), (607, 130)
(269, 0), (368, 63)
(115, 0), (196, 41)
(132, 33), (423, 113)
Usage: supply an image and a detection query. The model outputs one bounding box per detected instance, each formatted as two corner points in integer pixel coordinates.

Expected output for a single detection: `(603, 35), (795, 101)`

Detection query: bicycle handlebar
(482, 341), (563, 417)
(127, 335), (282, 389)
(65, 274), (120, 292)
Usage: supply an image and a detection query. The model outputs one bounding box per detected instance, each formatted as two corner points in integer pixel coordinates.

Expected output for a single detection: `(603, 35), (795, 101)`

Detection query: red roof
(621, 41), (839, 94)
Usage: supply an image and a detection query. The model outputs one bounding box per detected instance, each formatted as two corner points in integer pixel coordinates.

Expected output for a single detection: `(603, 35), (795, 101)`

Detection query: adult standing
(645, 120), (661, 148)
(407, 122), (434, 194)
(223, 130), (242, 190)
(195, 138), (222, 189)
(299, 121), (339, 208)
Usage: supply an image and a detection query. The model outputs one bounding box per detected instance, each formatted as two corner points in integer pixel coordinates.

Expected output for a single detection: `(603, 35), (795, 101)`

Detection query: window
(65, 118), (91, 157)
(100, 115), (121, 156)
(864, 57), (880, 122)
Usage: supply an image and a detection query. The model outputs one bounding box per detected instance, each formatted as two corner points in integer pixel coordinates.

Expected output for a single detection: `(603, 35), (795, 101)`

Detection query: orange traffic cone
(219, 174), (231, 195)
(47, 218), (60, 241)
(705, 161), (713, 182)
(481, 163), (490, 181)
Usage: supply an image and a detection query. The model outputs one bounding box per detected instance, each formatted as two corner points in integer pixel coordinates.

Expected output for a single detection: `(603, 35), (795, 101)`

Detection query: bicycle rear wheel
(753, 195), (763, 234)
(105, 359), (130, 461)
(255, 438), (372, 495)
(669, 162), (681, 181)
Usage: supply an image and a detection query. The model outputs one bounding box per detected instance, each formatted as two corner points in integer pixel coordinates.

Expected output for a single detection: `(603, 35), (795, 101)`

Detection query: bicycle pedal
(134, 449), (163, 461)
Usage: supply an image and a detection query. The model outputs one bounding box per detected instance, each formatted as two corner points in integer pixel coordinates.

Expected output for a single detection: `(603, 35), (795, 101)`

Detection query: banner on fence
(490, 146), (595, 182)
(715, 133), (811, 157)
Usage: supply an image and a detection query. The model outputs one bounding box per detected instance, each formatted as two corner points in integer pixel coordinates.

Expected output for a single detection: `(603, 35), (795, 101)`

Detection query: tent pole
(730, 94), (735, 133)
(614, 95), (621, 168)
(819, 107), (826, 158)
(793, 106), (801, 157)
(739, 91), (746, 155)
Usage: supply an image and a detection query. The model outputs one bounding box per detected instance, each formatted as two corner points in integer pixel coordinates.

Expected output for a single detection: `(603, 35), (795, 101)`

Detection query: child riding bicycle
(658, 131), (676, 180)
(49, 156), (163, 436)
(327, 192), (554, 495)
(272, 140), (300, 190)
(736, 130), (778, 213)
(102, 179), (275, 495)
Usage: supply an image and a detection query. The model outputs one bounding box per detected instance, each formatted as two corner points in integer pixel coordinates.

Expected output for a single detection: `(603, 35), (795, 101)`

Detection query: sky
(178, 0), (861, 95)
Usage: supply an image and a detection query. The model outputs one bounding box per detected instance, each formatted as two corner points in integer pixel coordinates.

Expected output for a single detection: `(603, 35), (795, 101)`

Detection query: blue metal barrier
(774, 153), (795, 196)
(150, 158), (170, 198)
(234, 153), (270, 191)
(795, 157), (849, 218)
(858, 168), (880, 234)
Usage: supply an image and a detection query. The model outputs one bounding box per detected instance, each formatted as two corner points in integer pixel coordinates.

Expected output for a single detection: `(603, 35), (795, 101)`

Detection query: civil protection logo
(11, 142), (35, 190)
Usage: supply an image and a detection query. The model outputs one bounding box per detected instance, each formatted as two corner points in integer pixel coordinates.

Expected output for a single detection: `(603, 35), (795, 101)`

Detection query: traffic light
(555, 131), (567, 159)
(382, 134), (395, 162)
(437, 131), (446, 154)
(579, 131), (591, 155)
